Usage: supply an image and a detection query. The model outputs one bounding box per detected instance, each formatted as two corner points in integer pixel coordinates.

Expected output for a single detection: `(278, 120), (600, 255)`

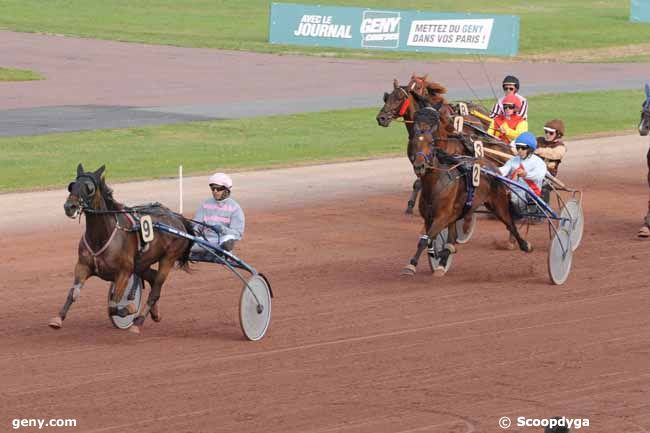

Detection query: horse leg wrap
(410, 236), (428, 266)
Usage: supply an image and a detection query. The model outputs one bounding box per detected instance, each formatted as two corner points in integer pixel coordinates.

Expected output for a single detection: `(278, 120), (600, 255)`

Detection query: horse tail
(177, 217), (195, 272)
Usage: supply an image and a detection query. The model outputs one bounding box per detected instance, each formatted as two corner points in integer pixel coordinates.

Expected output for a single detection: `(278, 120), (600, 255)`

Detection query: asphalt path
(1, 31), (650, 136)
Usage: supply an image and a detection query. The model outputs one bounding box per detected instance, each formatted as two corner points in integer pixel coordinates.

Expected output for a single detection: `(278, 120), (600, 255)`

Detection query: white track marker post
(179, 165), (183, 215)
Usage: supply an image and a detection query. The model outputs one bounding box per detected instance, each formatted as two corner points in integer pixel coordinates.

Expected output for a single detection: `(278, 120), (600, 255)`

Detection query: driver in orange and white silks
(191, 172), (245, 253)
(487, 93), (528, 147)
(498, 132), (547, 216)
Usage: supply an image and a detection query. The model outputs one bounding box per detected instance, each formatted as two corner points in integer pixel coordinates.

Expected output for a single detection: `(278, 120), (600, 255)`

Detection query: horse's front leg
(401, 233), (429, 275)
(405, 178), (421, 215)
(48, 262), (92, 329)
(426, 219), (457, 277)
(130, 258), (175, 334)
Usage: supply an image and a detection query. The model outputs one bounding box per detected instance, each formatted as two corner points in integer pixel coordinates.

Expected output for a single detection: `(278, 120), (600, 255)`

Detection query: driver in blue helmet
(499, 132), (547, 201)
(497, 132), (547, 248)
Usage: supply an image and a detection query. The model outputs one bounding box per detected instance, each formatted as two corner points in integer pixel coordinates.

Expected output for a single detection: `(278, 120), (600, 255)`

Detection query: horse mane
(411, 74), (448, 105)
(411, 92), (454, 138)
(97, 176), (123, 211)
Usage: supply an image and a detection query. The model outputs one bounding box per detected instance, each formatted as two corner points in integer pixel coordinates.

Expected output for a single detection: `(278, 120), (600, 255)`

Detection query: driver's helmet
(208, 172), (233, 190)
(502, 75), (520, 91)
(513, 132), (537, 151)
(544, 119), (565, 138)
(502, 94), (521, 111)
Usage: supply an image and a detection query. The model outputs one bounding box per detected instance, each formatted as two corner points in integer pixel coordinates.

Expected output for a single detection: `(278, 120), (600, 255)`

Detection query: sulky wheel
(548, 227), (573, 285)
(560, 198), (584, 251)
(239, 273), (273, 341)
(455, 213), (477, 244)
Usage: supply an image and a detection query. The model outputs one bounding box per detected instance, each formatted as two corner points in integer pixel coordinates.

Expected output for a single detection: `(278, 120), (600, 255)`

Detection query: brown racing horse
(377, 74), (510, 214)
(637, 83), (650, 238)
(403, 98), (532, 275)
(49, 164), (194, 334)
(376, 77), (431, 214)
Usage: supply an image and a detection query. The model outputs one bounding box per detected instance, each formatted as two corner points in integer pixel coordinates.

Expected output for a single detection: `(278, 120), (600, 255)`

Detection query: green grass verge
(0, 88), (643, 193)
(0, 67), (44, 81)
(0, 0), (648, 61)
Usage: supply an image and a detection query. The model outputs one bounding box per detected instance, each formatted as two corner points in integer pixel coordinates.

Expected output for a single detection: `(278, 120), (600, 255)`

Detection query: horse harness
(416, 145), (478, 220)
(80, 205), (167, 273)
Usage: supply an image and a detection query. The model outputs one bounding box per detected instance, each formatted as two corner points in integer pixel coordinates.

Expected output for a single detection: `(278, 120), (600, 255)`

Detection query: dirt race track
(1, 139), (649, 433)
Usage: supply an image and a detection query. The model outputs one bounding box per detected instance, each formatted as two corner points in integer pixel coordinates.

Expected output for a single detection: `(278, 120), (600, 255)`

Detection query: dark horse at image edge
(637, 83), (650, 238)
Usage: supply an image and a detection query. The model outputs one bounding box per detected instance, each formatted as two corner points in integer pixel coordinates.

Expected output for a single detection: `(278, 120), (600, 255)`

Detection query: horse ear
(77, 163), (84, 176)
(95, 165), (105, 178)
(393, 79), (399, 89)
(645, 83), (650, 98)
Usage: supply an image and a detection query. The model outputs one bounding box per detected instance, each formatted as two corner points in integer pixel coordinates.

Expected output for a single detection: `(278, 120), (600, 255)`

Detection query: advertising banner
(269, 2), (519, 56)
(630, 0), (650, 22)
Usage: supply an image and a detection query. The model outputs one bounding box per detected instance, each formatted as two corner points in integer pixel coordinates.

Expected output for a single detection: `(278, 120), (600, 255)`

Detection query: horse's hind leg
(491, 197), (533, 252)
(106, 271), (137, 319)
(140, 268), (162, 322)
(48, 263), (92, 329)
(405, 178), (421, 215)
(130, 258), (175, 334)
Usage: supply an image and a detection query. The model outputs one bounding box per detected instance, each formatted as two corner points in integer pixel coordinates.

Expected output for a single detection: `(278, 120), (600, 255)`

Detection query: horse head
(376, 79), (413, 127)
(64, 163), (106, 218)
(640, 83), (650, 136)
(410, 96), (444, 177)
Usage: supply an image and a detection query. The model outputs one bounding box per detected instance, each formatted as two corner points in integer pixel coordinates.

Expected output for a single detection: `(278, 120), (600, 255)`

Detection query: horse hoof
(444, 243), (456, 254)
(405, 207), (414, 215)
(433, 266), (447, 277)
(523, 241), (534, 253)
(128, 325), (141, 334)
(638, 226), (650, 238)
(48, 317), (63, 329)
(401, 264), (416, 276)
